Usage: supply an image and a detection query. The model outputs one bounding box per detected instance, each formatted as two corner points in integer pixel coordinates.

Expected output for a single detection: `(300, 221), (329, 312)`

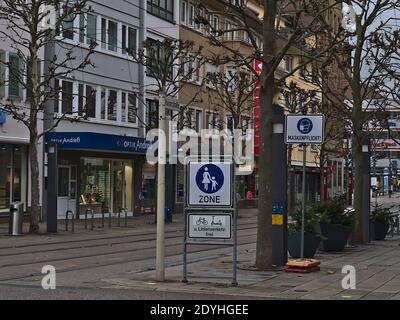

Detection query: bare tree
(128, 38), (205, 281)
(314, 0), (400, 243)
(198, 0), (341, 269)
(0, 0), (96, 233)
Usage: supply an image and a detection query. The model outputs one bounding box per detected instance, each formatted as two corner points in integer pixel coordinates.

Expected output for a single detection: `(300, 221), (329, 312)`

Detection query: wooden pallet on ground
(285, 259), (321, 273)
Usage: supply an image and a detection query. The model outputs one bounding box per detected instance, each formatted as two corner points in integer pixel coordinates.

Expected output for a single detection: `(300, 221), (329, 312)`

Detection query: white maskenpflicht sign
(285, 114), (325, 145)
(188, 161), (232, 208)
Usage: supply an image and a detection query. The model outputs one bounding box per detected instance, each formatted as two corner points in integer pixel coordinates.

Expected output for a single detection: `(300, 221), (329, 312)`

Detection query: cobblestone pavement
(0, 195), (399, 300)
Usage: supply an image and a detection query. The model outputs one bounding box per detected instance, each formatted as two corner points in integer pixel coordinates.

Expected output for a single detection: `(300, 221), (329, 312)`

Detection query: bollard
(65, 210), (75, 233)
(118, 210), (121, 227)
(101, 211), (105, 229)
(85, 209), (89, 230)
(109, 210), (112, 228)
(91, 209), (95, 231)
(124, 208), (128, 227)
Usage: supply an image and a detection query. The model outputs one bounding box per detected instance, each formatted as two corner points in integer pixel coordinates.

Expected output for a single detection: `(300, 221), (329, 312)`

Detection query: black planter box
(371, 220), (389, 241)
(288, 232), (321, 259)
(315, 223), (351, 252)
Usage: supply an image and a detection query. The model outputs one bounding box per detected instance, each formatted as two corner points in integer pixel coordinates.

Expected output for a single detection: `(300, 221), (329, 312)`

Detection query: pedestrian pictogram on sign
(188, 161), (233, 208)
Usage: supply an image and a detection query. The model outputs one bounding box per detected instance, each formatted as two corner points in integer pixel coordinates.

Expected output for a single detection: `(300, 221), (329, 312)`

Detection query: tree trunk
(352, 134), (364, 243)
(29, 134), (41, 234)
(256, 0), (276, 270)
(319, 146), (325, 202)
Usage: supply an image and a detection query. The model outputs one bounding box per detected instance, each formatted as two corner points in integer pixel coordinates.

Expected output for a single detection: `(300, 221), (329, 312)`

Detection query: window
(101, 18), (107, 49)
(205, 62), (218, 88)
(225, 67), (236, 92)
(107, 89), (117, 121)
(241, 116), (251, 133)
(62, 13), (74, 40)
(146, 38), (173, 79)
(225, 21), (237, 41)
(128, 93), (137, 124)
(283, 56), (292, 73)
(86, 14), (97, 45)
(58, 167), (70, 197)
(78, 84), (96, 118)
(208, 15), (220, 35)
(85, 85), (96, 118)
(226, 115), (234, 131)
(122, 26), (137, 54)
(207, 112), (217, 129)
(194, 109), (202, 132)
(9, 54), (22, 99)
(0, 51), (5, 98)
(108, 20), (118, 52)
(121, 92), (127, 122)
(101, 88), (106, 119)
(62, 80), (73, 114)
(121, 92), (137, 124)
(147, 0), (174, 22)
(146, 99), (159, 129)
(181, 1), (187, 25)
(188, 4), (195, 28)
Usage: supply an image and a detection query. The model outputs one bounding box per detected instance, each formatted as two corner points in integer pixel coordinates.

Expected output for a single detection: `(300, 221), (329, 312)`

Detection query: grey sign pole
(301, 143), (307, 260)
(47, 141), (58, 233)
(232, 171), (238, 286)
(182, 157), (236, 285)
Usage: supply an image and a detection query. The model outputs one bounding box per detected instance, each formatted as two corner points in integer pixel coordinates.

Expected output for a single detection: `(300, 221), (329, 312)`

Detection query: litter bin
(9, 202), (24, 236)
(164, 207), (172, 223)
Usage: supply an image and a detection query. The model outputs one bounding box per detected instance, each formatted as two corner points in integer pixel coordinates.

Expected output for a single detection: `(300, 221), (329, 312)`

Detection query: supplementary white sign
(285, 114), (325, 145)
(188, 161), (232, 208)
(188, 213), (232, 241)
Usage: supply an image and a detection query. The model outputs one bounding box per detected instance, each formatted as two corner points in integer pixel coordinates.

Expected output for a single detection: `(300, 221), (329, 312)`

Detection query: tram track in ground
(0, 220), (257, 258)
(0, 226), (256, 268)
(0, 234), (257, 283)
(0, 217), (257, 250)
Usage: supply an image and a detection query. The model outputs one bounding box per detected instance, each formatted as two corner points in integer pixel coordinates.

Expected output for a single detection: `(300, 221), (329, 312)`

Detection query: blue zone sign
(45, 132), (152, 154)
(188, 161), (233, 208)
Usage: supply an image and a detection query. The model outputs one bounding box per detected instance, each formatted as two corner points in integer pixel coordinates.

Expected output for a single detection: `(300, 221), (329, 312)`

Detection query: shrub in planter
(288, 206), (322, 259)
(370, 207), (391, 241)
(312, 196), (355, 252)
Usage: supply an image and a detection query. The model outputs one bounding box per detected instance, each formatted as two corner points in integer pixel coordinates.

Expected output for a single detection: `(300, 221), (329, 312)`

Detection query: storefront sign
(46, 132), (152, 154)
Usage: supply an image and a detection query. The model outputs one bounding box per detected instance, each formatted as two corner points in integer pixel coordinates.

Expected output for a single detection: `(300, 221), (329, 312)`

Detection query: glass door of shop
(57, 166), (77, 218)
(111, 160), (134, 214)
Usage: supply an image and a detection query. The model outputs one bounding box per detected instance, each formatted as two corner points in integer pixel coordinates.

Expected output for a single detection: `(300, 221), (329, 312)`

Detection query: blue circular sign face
(297, 118), (313, 134)
(195, 164), (224, 194)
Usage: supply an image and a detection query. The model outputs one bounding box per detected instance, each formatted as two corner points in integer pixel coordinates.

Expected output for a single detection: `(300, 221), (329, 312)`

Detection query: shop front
(0, 144), (28, 216)
(46, 132), (154, 218)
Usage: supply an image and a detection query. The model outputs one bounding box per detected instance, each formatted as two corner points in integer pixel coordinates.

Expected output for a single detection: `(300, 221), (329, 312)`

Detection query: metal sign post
(183, 157), (237, 285)
(285, 115), (325, 260)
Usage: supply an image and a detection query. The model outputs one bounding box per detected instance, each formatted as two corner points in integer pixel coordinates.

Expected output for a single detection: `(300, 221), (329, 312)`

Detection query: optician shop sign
(46, 132), (152, 154)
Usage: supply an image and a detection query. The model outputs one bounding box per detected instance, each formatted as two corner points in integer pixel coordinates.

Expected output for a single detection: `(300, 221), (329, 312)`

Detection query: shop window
(80, 158), (111, 214)
(58, 167), (70, 197)
(0, 145), (25, 212)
